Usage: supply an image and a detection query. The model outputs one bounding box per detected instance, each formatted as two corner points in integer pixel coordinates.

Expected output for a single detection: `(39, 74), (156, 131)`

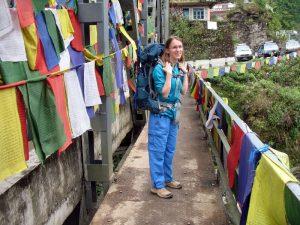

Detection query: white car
(234, 44), (253, 62)
(285, 40), (300, 53)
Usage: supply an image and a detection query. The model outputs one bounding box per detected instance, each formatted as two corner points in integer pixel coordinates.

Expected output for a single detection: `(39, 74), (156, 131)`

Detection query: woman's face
(166, 39), (183, 62)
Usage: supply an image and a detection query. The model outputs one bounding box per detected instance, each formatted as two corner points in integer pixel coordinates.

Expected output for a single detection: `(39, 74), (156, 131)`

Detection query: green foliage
(210, 58), (300, 166)
(170, 16), (234, 60)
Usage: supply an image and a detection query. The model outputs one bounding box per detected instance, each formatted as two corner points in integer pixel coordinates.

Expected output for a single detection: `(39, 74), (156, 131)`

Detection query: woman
(148, 36), (188, 199)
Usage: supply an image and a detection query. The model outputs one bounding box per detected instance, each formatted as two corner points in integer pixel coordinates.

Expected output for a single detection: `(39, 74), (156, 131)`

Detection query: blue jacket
(152, 62), (184, 119)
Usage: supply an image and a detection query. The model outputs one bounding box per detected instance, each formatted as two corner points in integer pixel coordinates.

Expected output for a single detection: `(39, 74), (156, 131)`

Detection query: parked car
(284, 40), (300, 54)
(234, 44), (253, 62)
(257, 41), (280, 57)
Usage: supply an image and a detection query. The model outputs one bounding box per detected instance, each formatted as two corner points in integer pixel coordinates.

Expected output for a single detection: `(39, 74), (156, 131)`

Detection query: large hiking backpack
(134, 43), (165, 113)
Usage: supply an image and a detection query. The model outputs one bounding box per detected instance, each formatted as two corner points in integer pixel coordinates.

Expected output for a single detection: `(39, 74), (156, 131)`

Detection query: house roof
(170, 0), (228, 8)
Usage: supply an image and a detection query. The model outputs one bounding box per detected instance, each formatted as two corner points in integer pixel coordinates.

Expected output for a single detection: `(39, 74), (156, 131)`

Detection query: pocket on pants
(148, 134), (167, 153)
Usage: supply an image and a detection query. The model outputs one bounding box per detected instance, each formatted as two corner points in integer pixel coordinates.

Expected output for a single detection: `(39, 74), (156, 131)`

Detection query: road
(187, 57), (235, 69)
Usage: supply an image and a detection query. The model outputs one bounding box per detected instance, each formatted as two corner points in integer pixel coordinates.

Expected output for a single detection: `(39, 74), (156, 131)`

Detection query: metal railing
(195, 76), (300, 225)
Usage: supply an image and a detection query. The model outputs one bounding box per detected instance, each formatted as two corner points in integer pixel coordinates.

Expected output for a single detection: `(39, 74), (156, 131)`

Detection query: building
(210, 2), (235, 21)
(170, 0), (228, 21)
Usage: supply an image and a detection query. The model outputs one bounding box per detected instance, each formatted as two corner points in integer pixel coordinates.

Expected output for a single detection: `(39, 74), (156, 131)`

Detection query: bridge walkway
(90, 96), (229, 225)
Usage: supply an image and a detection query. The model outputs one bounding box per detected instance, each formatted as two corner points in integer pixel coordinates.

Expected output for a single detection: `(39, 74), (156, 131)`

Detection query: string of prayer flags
(0, 87), (27, 182)
(36, 12), (60, 70)
(0, 0), (13, 37)
(16, 0), (35, 28)
(68, 9), (84, 52)
(84, 61), (102, 106)
(63, 69), (91, 138)
(43, 10), (65, 56)
(0, 9), (27, 62)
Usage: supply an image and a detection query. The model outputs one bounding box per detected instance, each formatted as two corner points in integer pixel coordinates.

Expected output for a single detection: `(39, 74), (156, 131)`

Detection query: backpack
(134, 43), (165, 113)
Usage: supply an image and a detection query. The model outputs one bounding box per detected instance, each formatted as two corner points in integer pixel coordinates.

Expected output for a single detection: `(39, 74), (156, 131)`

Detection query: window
(193, 8), (204, 20)
(182, 8), (189, 18)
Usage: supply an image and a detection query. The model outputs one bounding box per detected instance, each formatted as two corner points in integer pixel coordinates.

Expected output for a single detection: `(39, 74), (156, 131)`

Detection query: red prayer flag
(227, 123), (245, 188)
(230, 65), (236, 71)
(16, 89), (29, 161)
(47, 75), (72, 155)
(254, 61), (261, 70)
(16, 0), (35, 28)
(193, 81), (200, 100)
(201, 70), (208, 79)
(127, 79), (136, 93)
(95, 67), (106, 96)
(68, 10), (84, 52)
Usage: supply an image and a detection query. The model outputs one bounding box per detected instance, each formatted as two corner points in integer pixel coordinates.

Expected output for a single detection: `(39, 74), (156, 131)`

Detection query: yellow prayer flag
(213, 68), (219, 77)
(265, 58), (270, 65)
(21, 23), (38, 70)
(240, 64), (246, 74)
(119, 26), (137, 51)
(246, 153), (298, 225)
(57, 8), (74, 39)
(0, 88), (27, 182)
(48, 0), (56, 6)
(89, 25), (98, 46)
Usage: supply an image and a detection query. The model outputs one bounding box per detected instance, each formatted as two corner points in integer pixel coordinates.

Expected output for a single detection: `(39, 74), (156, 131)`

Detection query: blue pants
(148, 113), (179, 189)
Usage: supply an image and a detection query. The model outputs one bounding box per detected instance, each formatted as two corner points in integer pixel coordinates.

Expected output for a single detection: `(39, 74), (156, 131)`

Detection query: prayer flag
(0, 87), (27, 181)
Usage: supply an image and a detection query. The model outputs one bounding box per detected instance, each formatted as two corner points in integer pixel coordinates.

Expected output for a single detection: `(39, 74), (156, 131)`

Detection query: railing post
(77, 0), (113, 207)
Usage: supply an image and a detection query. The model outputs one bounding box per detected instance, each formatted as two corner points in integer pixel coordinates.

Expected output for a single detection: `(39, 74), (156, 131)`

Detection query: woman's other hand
(178, 63), (188, 74)
(163, 62), (173, 76)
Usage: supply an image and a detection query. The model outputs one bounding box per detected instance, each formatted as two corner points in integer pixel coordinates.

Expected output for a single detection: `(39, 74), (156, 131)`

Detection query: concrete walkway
(90, 96), (229, 225)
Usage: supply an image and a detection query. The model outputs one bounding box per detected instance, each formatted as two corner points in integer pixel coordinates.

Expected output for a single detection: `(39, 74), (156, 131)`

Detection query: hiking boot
(150, 188), (173, 199)
(165, 180), (182, 189)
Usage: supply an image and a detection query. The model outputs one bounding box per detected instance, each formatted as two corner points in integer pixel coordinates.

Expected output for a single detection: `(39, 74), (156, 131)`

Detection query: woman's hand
(163, 62), (173, 76)
(179, 63), (188, 74)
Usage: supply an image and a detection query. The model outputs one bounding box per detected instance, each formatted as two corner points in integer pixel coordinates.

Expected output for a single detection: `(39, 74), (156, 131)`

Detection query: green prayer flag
(208, 68), (214, 78)
(102, 57), (114, 96)
(19, 80), (66, 162)
(32, 0), (47, 14)
(43, 10), (65, 56)
(0, 61), (28, 84)
(284, 184), (300, 225)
